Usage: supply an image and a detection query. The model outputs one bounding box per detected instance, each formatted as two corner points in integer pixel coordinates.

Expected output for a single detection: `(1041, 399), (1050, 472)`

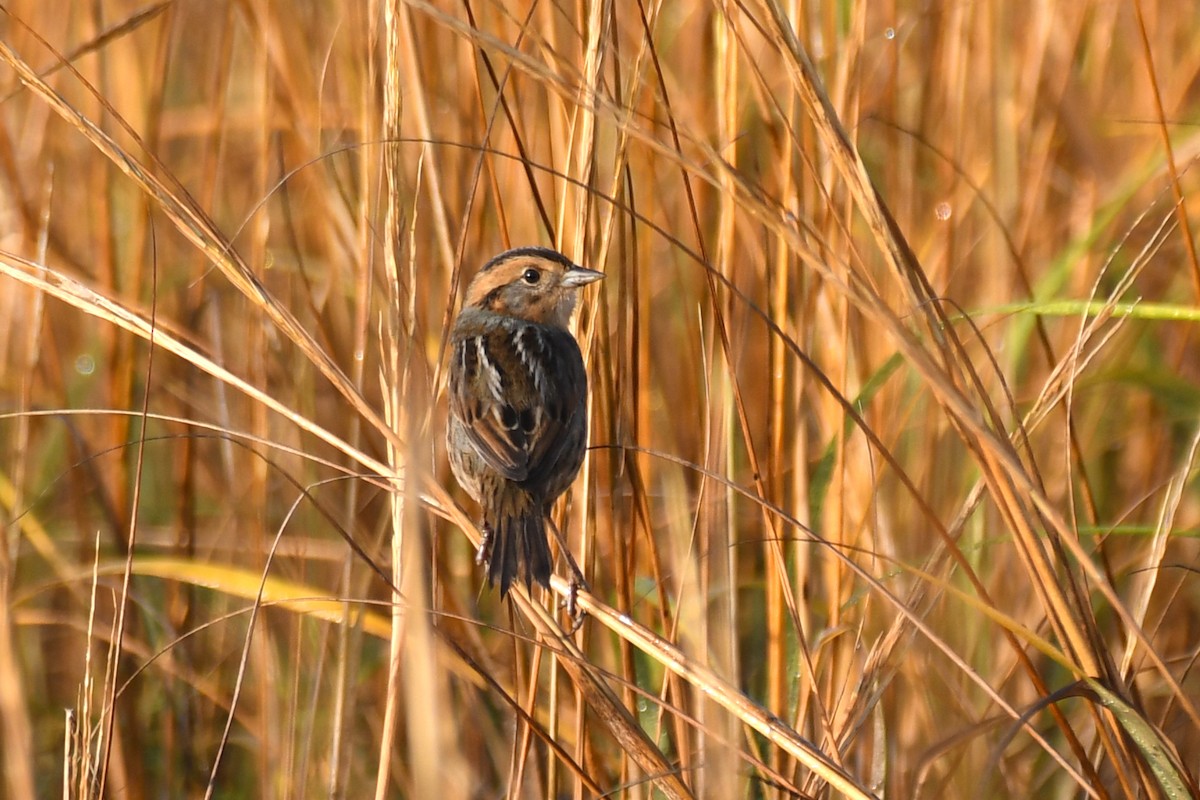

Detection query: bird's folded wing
(449, 324), (584, 486)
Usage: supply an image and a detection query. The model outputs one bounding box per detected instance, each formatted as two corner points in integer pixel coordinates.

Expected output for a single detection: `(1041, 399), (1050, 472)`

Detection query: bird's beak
(561, 266), (606, 287)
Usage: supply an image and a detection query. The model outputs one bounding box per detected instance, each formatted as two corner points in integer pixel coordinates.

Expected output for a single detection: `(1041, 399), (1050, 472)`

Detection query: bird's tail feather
(488, 510), (552, 598)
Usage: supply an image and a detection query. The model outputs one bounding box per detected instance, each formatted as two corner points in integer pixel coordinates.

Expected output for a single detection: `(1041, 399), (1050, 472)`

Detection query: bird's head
(465, 247), (604, 327)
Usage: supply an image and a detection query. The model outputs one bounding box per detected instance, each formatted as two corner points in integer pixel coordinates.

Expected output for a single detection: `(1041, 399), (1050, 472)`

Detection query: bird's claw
(561, 576), (588, 633)
(475, 523), (493, 567)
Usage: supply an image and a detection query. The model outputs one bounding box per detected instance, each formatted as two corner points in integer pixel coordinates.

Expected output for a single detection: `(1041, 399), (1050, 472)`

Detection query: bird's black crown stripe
(479, 246), (575, 274)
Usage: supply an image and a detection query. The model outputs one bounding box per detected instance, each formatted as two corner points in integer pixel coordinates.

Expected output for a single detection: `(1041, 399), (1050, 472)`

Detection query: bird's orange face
(465, 250), (603, 328)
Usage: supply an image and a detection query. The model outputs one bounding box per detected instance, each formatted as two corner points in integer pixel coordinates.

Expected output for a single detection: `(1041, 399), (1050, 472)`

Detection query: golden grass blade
(0, 29), (398, 456)
(0, 252), (395, 482)
(571, 583), (877, 800)
(743, 2), (1200, 757)
(503, 585), (697, 800)
(83, 557), (392, 638)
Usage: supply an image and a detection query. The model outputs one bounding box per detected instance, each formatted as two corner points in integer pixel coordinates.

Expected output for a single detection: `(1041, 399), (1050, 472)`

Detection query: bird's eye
(522, 268), (541, 285)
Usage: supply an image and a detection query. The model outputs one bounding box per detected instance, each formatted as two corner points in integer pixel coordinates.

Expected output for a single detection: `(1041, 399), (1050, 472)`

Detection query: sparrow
(446, 246), (604, 605)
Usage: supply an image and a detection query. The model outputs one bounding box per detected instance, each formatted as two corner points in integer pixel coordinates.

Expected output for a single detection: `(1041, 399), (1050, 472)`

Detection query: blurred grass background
(1, 1), (1199, 798)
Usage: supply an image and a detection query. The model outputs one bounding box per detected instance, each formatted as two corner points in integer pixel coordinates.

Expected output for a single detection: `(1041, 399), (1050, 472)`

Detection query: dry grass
(1, 1), (1199, 798)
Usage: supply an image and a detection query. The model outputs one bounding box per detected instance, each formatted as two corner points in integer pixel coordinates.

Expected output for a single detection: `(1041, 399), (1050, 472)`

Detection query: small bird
(447, 246), (604, 604)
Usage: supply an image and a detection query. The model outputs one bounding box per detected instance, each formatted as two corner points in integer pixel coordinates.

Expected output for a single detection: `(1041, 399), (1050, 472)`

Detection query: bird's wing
(449, 322), (585, 488)
(520, 325), (587, 488)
